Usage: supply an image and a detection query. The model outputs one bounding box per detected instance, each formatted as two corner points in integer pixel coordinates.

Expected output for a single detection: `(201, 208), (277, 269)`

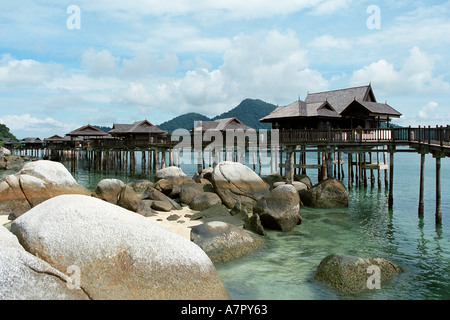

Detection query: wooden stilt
(418, 152), (426, 218)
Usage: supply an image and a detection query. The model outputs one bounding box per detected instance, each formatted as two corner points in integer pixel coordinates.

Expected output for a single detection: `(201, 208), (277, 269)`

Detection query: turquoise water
(1, 151), (449, 300)
(216, 152), (450, 300)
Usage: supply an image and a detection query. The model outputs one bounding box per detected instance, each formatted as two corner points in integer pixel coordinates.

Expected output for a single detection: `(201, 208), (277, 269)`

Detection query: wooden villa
(109, 120), (168, 146)
(20, 137), (44, 149)
(192, 117), (253, 134)
(66, 125), (112, 147)
(260, 84), (402, 130)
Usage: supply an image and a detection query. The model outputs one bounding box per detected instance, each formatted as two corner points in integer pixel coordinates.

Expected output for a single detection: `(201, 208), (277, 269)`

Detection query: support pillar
(388, 147), (395, 210)
(418, 152), (426, 218)
(435, 153), (443, 225)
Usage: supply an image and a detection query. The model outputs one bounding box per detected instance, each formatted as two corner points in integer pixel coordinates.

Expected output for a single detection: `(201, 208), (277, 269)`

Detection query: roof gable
(67, 125), (108, 136)
(305, 85), (373, 113)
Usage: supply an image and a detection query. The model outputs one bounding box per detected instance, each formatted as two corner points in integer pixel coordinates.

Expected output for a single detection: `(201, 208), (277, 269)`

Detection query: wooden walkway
(12, 126), (449, 224)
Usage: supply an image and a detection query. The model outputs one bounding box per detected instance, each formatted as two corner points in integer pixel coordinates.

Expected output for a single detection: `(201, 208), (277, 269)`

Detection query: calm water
(2, 151), (449, 300)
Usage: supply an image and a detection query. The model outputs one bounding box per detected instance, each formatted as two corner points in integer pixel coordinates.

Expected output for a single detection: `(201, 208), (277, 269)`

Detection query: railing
(279, 128), (393, 144)
(278, 126), (450, 147)
(393, 126), (450, 147)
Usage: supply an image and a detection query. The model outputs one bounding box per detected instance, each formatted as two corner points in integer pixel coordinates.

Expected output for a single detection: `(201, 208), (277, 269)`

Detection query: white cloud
(0, 54), (62, 89)
(309, 0), (352, 15)
(308, 34), (352, 50)
(350, 47), (450, 95)
(418, 101), (438, 121)
(81, 0), (327, 19)
(81, 48), (120, 77)
(0, 114), (76, 138)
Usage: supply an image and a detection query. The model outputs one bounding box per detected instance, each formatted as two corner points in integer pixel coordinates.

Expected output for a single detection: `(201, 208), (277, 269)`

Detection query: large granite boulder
(190, 221), (264, 263)
(179, 182), (207, 205)
(314, 254), (406, 293)
(91, 179), (124, 204)
(0, 161), (91, 219)
(253, 184), (302, 232)
(302, 179), (349, 209)
(11, 195), (230, 300)
(0, 227), (89, 300)
(142, 186), (182, 211)
(189, 192), (222, 211)
(212, 162), (270, 209)
(155, 166), (188, 181)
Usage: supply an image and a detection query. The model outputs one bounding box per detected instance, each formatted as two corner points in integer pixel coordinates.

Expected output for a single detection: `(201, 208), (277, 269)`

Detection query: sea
(1, 150), (449, 300)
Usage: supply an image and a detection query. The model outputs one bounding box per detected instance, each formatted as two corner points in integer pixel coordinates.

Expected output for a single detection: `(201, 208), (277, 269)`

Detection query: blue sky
(0, 0), (449, 139)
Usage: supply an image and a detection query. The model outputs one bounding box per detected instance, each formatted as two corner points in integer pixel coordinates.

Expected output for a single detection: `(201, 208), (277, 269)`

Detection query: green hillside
(212, 99), (276, 130)
(0, 124), (18, 141)
(159, 112), (211, 133)
(159, 99), (276, 133)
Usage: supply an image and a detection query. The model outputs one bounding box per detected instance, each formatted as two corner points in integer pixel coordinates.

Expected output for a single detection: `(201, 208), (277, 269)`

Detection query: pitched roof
(193, 117), (253, 131)
(260, 100), (340, 122)
(345, 100), (402, 117)
(305, 85), (374, 114)
(21, 137), (43, 144)
(109, 120), (167, 135)
(260, 84), (402, 122)
(67, 125), (109, 137)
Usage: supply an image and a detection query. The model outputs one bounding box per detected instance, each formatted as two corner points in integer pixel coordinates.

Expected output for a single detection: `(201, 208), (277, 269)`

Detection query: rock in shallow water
(314, 254), (406, 293)
(191, 221), (264, 263)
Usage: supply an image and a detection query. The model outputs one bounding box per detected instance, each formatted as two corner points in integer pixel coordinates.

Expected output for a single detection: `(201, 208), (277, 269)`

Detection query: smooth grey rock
(11, 195), (230, 300)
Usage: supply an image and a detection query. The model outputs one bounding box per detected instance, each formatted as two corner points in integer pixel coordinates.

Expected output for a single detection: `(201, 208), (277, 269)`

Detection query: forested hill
(212, 99), (276, 130)
(159, 113), (211, 133)
(159, 99), (277, 133)
(0, 124), (18, 141)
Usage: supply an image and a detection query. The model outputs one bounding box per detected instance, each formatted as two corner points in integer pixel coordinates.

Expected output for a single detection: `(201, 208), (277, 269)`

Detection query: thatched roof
(193, 117), (253, 132)
(260, 84), (402, 122)
(67, 125), (109, 137)
(109, 120), (167, 135)
(346, 100), (403, 117)
(21, 137), (43, 144)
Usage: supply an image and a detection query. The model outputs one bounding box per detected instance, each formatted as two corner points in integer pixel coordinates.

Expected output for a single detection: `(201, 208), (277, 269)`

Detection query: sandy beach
(146, 206), (203, 240)
(0, 215), (10, 227)
(1, 207), (202, 240)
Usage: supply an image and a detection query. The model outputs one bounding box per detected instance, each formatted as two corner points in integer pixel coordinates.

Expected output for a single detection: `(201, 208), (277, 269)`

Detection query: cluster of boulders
(0, 158), (404, 298)
(0, 147), (30, 171)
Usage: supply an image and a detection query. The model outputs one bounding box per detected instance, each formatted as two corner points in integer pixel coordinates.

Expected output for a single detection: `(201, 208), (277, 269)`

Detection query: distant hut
(109, 120), (168, 146)
(21, 137), (44, 149)
(0, 137), (19, 149)
(192, 117), (253, 134)
(44, 135), (77, 148)
(66, 125), (111, 147)
(260, 84), (402, 130)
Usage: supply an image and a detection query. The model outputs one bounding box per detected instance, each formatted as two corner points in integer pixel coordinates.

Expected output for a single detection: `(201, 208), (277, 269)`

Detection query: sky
(0, 0), (449, 139)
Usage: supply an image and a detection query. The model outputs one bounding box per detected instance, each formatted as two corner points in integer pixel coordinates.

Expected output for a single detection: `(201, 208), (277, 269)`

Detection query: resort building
(192, 117), (253, 134)
(109, 120), (168, 146)
(260, 84), (402, 130)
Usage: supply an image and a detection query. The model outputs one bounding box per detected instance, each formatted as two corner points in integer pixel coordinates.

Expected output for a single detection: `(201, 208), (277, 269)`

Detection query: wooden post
(388, 147), (395, 210)
(435, 154), (442, 225)
(348, 153), (353, 189)
(327, 151), (333, 179)
(418, 152), (426, 218)
(322, 152), (327, 181)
